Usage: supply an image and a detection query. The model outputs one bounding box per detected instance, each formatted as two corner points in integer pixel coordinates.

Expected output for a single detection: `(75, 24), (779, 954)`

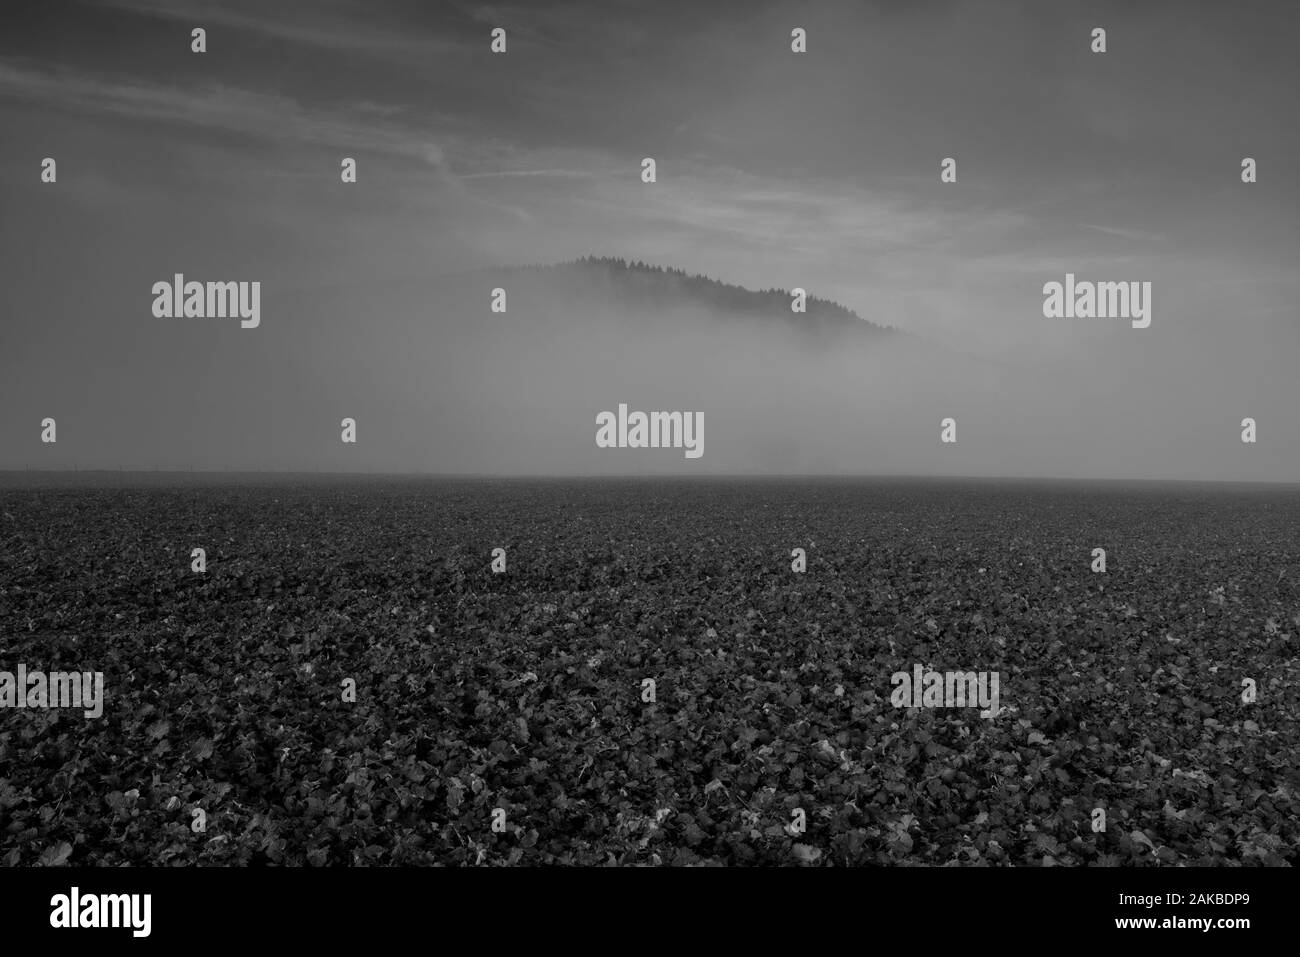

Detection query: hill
(486, 256), (896, 338)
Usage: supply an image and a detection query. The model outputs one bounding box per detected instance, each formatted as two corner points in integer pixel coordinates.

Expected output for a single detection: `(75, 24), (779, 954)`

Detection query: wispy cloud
(458, 168), (595, 180)
(91, 0), (461, 59)
(1079, 223), (1165, 243)
(0, 55), (540, 225)
(0, 56), (460, 169)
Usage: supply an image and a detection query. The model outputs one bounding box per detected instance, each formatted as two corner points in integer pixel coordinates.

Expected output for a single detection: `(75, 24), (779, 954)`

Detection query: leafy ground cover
(0, 476), (1297, 865)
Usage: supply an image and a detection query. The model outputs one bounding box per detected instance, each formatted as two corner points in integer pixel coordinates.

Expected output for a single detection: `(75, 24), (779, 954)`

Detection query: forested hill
(495, 256), (896, 337)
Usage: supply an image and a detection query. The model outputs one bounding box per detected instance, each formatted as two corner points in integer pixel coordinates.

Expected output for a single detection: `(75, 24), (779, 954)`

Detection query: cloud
(0, 57), (431, 159)
(91, 0), (461, 59)
(1079, 223), (1165, 243)
(458, 169), (595, 180)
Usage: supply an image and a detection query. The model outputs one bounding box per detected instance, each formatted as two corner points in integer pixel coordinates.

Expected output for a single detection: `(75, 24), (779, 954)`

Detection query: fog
(0, 240), (1294, 481)
(390, 265), (1299, 482)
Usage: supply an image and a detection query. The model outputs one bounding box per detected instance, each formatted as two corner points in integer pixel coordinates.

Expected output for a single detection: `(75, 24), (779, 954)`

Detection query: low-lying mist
(2, 259), (1294, 482)
(286, 262), (1298, 481)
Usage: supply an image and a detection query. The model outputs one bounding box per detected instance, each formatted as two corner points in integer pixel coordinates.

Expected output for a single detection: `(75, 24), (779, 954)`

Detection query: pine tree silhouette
(500, 255), (897, 334)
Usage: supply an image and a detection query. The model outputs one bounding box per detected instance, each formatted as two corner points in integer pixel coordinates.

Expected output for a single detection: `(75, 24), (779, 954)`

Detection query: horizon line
(1, 468), (1297, 489)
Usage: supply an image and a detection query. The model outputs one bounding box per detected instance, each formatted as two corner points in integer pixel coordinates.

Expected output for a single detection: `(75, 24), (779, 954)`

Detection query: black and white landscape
(0, 0), (1297, 872)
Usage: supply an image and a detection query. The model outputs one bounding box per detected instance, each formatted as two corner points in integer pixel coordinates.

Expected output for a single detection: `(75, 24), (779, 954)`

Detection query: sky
(0, 0), (1296, 478)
